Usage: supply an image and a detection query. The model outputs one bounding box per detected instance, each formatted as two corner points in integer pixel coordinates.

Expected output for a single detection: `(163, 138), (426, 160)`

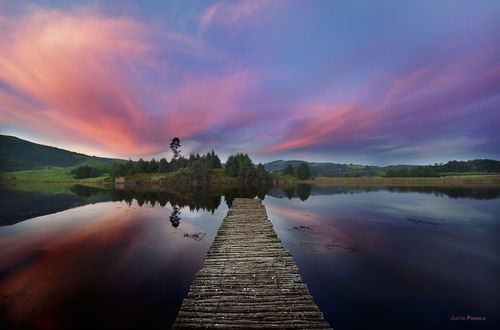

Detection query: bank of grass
(209, 168), (240, 184)
(2, 167), (70, 180)
(125, 172), (170, 181)
(209, 168), (225, 179)
(438, 171), (493, 176)
(1, 167), (237, 186)
(297, 175), (500, 186)
(0, 181), (114, 195)
(115, 168), (241, 185)
(4, 166), (499, 187)
(121, 169), (188, 183)
(0, 167), (112, 184)
(271, 173), (295, 181)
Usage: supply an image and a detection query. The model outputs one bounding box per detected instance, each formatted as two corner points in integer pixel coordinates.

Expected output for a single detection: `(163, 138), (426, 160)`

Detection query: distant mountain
(265, 160), (418, 177)
(0, 135), (125, 172)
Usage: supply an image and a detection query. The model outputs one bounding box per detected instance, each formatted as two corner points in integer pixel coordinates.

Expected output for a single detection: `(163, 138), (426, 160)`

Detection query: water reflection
(0, 185), (112, 226)
(68, 184), (112, 198)
(0, 184), (269, 227)
(219, 185), (269, 208)
(170, 205), (181, 227)
(0, 183), (499, 329)
(0, 201), (222, 329)
(296, 184), (311, 201)
(386, 186), (500, 199)
(2, 184), (499, 227)
(282, 186), (295, 199)
(111, 188), (222, 213)
(265, 191), (500, 330)
(271, 185), (500, 200)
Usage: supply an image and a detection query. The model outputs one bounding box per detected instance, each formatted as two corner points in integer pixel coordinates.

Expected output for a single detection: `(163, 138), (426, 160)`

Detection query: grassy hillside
(0, 135), (125, 172)
(0, 167), (111, 183)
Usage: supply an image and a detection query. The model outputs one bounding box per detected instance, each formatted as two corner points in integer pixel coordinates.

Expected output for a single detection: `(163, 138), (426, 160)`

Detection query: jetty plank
(173, 198), (332, 329)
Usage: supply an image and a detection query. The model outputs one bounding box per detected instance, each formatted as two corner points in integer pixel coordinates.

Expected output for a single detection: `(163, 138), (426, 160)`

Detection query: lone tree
(170, 137), (181, 160)
(296, 163), (312, 180)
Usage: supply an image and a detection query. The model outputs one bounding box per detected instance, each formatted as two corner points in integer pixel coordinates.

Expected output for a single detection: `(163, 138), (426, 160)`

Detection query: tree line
(70, 137), (273, 184)
(282, 163), (312, 180)
(384, 159), (500, 177)
(70, 165), (103, 179)
(432, 159), (500, 172)
(108, 150), (223, 179)
(224, 153), (270, 184)
(384, 166), (439, 178)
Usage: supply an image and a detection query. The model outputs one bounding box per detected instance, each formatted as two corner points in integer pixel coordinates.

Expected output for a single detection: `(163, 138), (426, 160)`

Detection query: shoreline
(2, 174), (500, 188)
(292, 175), (500, 187)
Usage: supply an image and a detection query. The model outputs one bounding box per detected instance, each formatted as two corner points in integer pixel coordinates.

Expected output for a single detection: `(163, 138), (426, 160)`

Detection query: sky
(0, 0), (499, 165)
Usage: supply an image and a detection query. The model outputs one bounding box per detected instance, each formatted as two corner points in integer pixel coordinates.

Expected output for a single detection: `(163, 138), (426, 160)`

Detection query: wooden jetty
(173, 198), (332, 329)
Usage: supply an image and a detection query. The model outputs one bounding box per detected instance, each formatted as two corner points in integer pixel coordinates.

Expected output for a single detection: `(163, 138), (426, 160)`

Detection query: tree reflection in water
(169, 205), (181, 228)
(2, 183), (500, 227)
(111, 184), (272, 228)
(296, 184), (311, 201)
(111, 188), (223, 213)
(282, 186), (296, 200)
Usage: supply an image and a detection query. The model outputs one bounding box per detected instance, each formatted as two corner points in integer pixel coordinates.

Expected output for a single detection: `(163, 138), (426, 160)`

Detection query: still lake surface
(0, 184), (499, 329)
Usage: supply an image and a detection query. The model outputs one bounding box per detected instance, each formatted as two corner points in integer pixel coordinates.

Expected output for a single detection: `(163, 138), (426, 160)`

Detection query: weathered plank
(173, 198), (332, 329)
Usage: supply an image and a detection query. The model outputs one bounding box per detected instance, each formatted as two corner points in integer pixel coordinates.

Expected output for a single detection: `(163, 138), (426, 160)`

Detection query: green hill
(265, 159), (500, 177)
(265, 160), (418, 177)
(0, 135), (125, 172)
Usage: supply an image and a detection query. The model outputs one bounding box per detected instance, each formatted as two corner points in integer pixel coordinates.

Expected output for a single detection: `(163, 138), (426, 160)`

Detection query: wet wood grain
(173, 198), (331, 329)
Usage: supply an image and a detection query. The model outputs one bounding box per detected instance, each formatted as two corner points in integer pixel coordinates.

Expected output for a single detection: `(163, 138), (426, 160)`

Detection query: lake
(0, 184), (499, 329)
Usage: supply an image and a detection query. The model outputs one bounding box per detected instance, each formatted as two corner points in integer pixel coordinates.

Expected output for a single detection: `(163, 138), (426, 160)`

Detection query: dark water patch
(407, 217), (440, 225)
(0, 188), (111, 226)
(266, 192), (500, 330)
(0, 184), (272, 226)
(292, 224), (316, 233)
(0, 201), (223, 329)
(1, 184), (499, 329)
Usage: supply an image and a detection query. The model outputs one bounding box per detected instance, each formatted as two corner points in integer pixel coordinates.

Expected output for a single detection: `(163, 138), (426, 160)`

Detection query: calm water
(0, 184), (499, 329)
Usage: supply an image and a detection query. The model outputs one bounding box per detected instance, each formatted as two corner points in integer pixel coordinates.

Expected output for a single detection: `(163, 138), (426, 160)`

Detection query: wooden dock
(173, 198), (332, 329)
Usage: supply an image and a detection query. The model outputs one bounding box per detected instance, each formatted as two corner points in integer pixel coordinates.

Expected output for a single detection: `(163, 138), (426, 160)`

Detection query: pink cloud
(381, 65), (457, 107)
(199, 0), (276, 32)
(0, 8), (158, 154)
(162, 71), (252, 137)
(382, 66), (431, 104)
(258, 104), (373, 154)
(199, 2), (222, 31)
(0, 7), (251, 157)
(256, 58), (500, 156)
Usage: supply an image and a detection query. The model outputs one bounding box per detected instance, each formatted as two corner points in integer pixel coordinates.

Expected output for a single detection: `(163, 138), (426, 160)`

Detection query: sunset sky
(0, 0), (499, 165)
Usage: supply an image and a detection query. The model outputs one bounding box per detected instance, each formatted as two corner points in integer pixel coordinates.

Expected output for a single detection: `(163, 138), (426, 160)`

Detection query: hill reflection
(1, 183), (499, 226)
(269, 185), (500, 201)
